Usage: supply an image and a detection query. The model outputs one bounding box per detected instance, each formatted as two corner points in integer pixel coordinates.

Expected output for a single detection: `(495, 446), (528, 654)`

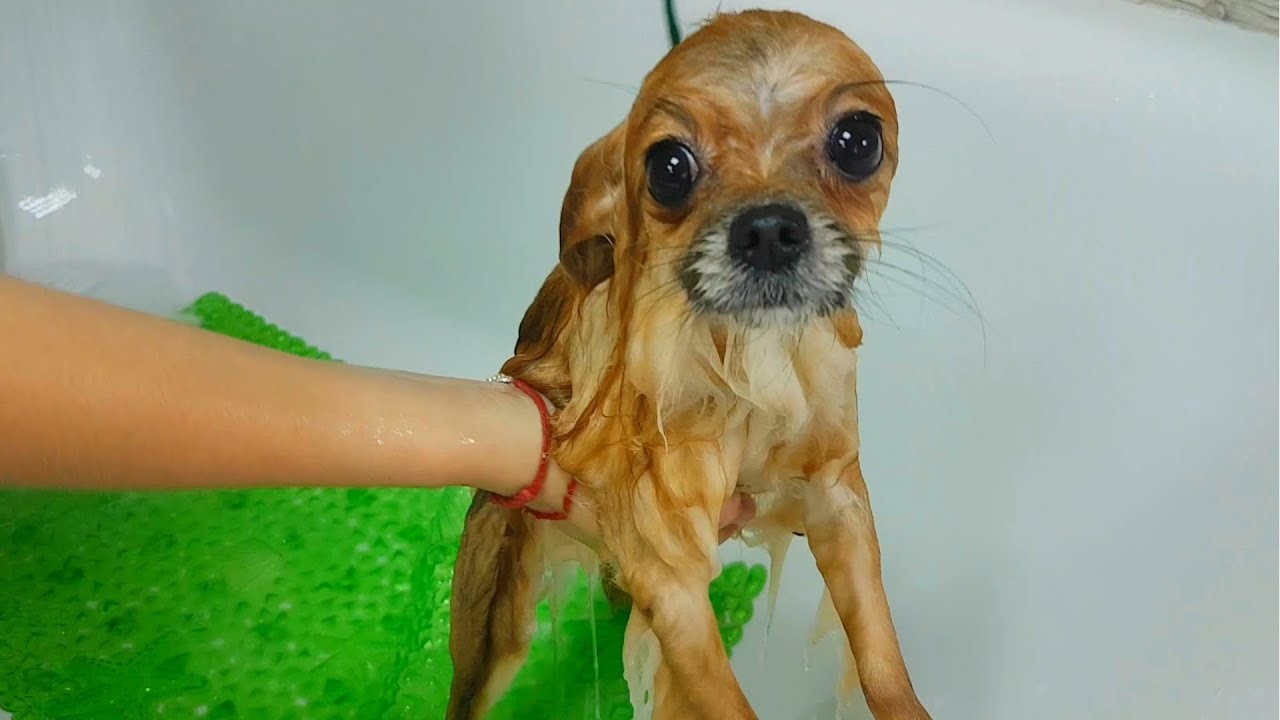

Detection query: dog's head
(559, 10), (898, 329)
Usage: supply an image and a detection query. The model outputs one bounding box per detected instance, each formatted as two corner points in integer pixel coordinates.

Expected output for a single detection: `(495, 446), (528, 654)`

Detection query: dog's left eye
(826, 112), (883, 180)
(646, 139), (699, 207)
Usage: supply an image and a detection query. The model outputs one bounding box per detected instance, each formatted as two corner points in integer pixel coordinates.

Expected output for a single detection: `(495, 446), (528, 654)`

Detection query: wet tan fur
(448, 11), (930, 719)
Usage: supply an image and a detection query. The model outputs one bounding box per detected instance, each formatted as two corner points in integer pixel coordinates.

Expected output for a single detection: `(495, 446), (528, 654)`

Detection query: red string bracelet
(526, 477), (579, 522)
(486, 374), (578, 522)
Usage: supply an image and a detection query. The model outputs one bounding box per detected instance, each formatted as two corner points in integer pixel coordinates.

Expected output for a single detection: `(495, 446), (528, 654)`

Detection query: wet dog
(448, 10), (931, 719)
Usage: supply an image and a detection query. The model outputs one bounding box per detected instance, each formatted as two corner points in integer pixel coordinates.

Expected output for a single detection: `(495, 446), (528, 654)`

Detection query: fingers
(719, 493), (744, 526)
(717, 493), (757, 543)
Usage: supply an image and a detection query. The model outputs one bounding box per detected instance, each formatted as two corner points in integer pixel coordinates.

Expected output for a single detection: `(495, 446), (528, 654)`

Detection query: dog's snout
(728, 204), (811, 272)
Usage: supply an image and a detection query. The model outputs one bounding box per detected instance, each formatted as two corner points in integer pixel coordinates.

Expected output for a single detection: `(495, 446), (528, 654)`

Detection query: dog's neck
(562, 284), (862, 493)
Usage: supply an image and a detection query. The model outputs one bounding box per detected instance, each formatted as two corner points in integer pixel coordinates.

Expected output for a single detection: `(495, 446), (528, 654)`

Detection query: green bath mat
(0, 292), (767, 719)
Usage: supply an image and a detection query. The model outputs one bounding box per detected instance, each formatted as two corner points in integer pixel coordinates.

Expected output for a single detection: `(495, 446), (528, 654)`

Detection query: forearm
(0, 276), (543, 494)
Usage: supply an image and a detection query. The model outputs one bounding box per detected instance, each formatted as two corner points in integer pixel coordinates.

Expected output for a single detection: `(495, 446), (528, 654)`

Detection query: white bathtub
(1, 1), (1275, 718)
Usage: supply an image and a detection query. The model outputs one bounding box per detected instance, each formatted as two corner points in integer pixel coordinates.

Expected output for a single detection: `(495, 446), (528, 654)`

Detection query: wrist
(328, 367), (571, 513)
(480, 375), (575, 518)
(473, 378), (547, 498)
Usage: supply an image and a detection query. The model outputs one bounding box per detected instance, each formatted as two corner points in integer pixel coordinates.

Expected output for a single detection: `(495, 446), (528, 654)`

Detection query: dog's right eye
(646, 139), (699, 208)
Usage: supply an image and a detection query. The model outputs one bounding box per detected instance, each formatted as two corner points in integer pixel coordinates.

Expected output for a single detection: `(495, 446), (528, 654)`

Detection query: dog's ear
(558, 125), (624, 290)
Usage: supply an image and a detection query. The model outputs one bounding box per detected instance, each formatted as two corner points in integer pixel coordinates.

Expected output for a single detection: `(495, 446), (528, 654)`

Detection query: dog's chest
(717, 326), (860, 494)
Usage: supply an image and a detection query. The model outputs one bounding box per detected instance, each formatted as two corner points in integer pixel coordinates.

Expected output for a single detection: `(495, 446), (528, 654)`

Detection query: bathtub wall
(0, 2), (1276, 719)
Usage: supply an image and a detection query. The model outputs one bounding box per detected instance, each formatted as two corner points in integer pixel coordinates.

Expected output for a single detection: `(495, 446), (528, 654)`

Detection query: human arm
(0, 275), (756, 534)
(0, 274), (564, 502)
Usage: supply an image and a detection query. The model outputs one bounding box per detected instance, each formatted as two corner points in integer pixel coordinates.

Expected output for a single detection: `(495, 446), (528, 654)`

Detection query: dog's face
(560, 11), (898, 329)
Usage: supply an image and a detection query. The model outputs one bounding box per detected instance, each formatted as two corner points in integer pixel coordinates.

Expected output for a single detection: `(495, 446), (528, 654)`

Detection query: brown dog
(448, 10), (931, 719)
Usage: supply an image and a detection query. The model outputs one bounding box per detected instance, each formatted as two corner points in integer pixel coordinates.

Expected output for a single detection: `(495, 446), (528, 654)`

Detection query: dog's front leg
(623, 559), (754, 719)
(608, 447), (756, 720)
(803, 454), (931, 720)
(621, 607), (700, 719)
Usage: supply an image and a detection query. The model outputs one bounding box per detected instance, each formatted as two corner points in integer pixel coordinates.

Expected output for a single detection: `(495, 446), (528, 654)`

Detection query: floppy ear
(558, 125), (625, 289)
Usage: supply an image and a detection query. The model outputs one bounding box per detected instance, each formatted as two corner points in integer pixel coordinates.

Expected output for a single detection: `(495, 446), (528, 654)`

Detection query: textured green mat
(0, 292), (767, 719)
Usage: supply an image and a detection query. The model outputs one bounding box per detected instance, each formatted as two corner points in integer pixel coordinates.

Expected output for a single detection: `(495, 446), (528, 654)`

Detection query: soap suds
(623, 620), (661, 720)
(587, 573), (602, 720)
(810, 589), (862, 714)
(762, 532), (792, 634)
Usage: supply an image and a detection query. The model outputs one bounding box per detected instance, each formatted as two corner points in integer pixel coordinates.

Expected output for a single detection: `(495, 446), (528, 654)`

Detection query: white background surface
(1, 1), (1276, 718)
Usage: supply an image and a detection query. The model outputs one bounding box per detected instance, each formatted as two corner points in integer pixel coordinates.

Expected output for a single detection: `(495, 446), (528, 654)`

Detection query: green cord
(665, 0), (682, 47)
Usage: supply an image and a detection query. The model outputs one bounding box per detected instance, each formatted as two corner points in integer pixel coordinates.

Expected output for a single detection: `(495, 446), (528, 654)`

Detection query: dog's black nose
(728, 204), (811, 272)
